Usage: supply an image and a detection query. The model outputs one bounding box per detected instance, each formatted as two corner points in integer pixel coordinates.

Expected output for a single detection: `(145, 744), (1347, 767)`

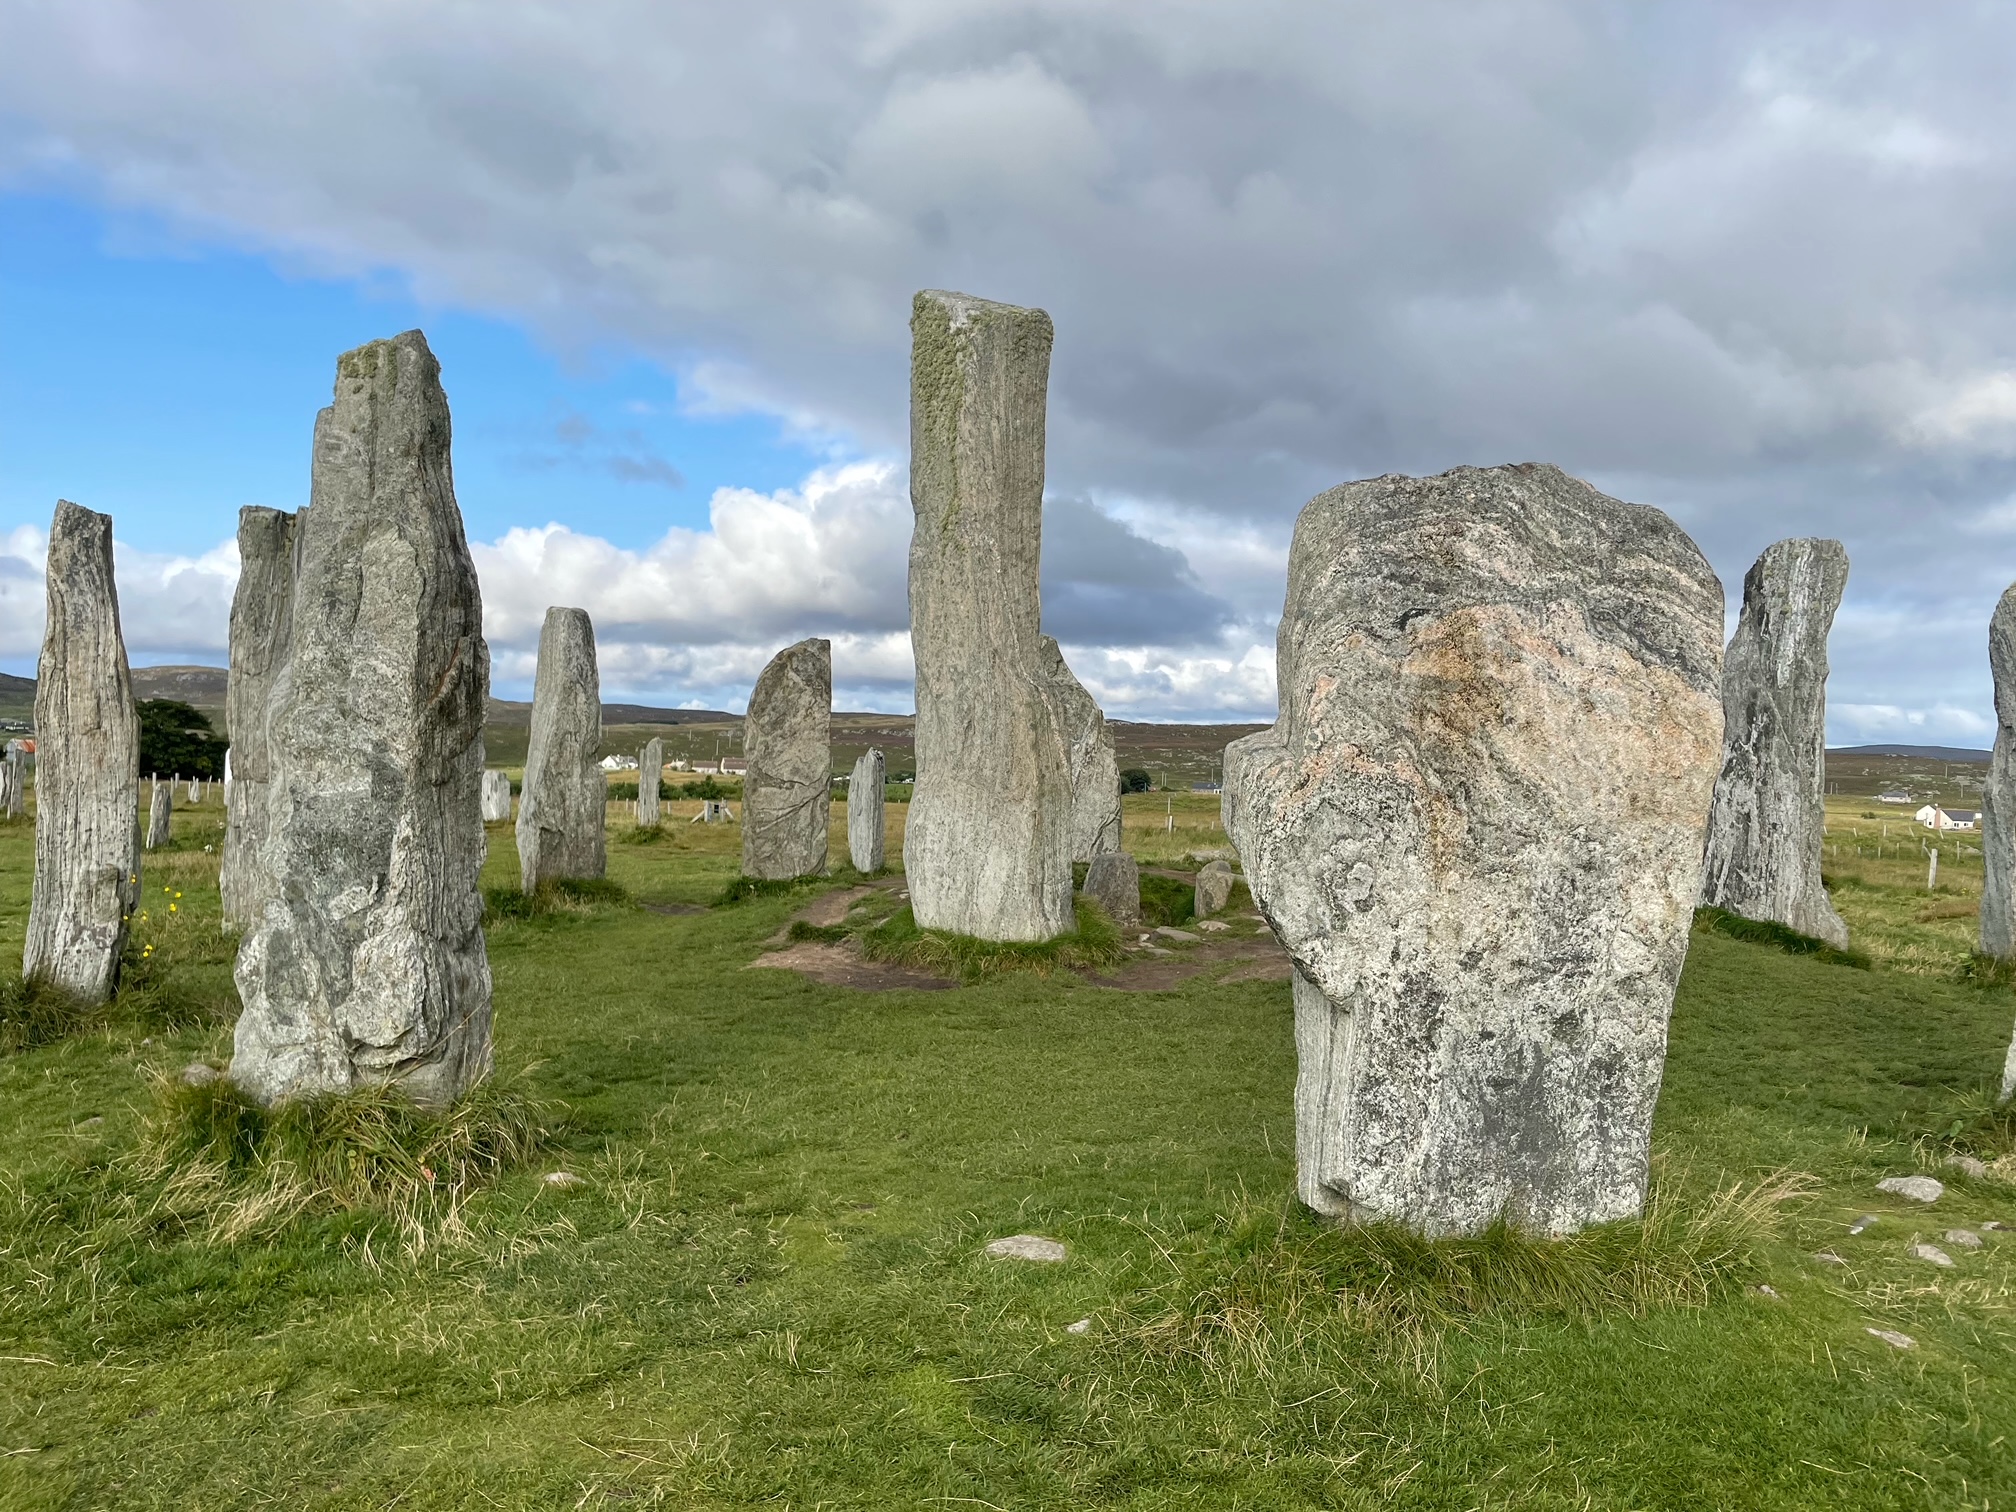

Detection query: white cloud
(0, 522), (237, 664)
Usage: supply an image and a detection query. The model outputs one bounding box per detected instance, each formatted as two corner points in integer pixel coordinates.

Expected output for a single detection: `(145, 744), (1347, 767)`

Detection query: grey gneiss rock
(3, 740), (25, 819)
(984, 1234), (1067, 1262)
(231, 330), (492, 1109)
(1223, 463), (1725, 1237)
(517, 607), (605, 892)
(1081, 851), (1141, 927)
(848, 747), (886, 872)
(636, 737), (663, 828)
(905, 290), (1075, 941)
(1039, 636), (1122, 860)
(221, 506), (298, 928)
(479, 768), (513, 823)
(1194, 858), (1235, 918)
(742, 638), (832, 880)
(24, 501), (141, 1003)
(145, 780), (172, 850)
(1979, 583), (2016, 1096)
(1700, 539), (1849, 947)
(1876, 1174), (1943, 1203)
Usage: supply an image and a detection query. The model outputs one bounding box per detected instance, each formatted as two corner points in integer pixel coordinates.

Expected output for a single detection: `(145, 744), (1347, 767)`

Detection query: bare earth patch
(1083, 932), (1291, 991)
(748, 937), (955, 992)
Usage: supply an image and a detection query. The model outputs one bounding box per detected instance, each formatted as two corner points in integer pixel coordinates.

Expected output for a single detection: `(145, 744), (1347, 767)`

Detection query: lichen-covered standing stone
(220, 505), (297, 927)
(1193, 858), (1234, 918)
(905, 290), (1075, 940)
(1224, 464), (1724, 1237)
(480, 769), (513, 823)
(743, 637), (831, 879)
(145, 780), (172, 851)
(24, 501), (140, 1003)
(1082, 851), (1141, 928)
(1978, 583), (2016, 1097)
(517, 607), (605, 892)
(849, 747), (886, 872)
(231, 331), (492, 1108)
(1039, 636), (1122, 860)
(1699, 538), (1850, 947)
(637, 737), (663, 828)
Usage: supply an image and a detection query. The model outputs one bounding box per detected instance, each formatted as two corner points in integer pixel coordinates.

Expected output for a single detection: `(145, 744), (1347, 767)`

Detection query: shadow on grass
(1693, 906), (1873, 970)
(484, 876), (631, 922)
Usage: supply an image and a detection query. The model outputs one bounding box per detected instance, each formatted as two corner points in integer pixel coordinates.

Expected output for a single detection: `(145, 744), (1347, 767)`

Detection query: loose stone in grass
(543, 1171), (585, 1189)
(637, 737), (664, 828)
(743, 637), (832, 880)
(1849, 1214), (1880, 1235)
(1155, 927), (1200, 943)
(1866, 1327), (1917, 1350)
(1699, 538), (1850, 948)
(1944, 1229), (1984, 1248)
(1194, 858), (1234, 918)
(232, 331), (492, 1110)
(145, 779), (172, 850)
(1081, 851), (1141, 928)
(1197, 919), (1230, 933)
(220, 506), (298, 929)
(1814, 1250), (1848, 1265)
(985, 1234), (1067, 1262)
(518, 606), (606, 892)
(180, 1062), (220, 1087)
(1910, 1242), (1955, 1268)
(905, 290), (1075, 943)
(1877, 1175), (1944, 1203)
(25, 500), (141, 1004)
(1224, 464), (1724, 1237)
(1040, 634), (1122, 861)
(1945, 1153), (1989, 1180)
(1065, 1317), (1093, 1334)
(847, 747), (886, 872)
(480, 769), (513, 823)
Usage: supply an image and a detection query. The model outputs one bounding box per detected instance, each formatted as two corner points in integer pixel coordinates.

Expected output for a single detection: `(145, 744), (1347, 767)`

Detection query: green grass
(853, 897), (1127, 980)
(483, 875), (631, 921)
(1693, 904), (1874, 969)
(0, 811), (2013, 1507)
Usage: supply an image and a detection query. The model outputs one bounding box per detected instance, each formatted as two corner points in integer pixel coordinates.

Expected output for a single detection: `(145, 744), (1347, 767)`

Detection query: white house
(1916, 804), (1980, 831)
(599, 754), (638, 772)
(1877, 790), (1912, 804)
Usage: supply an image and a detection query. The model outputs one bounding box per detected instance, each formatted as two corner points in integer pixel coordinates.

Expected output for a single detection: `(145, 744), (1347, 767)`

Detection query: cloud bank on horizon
(3, 0), (2016, 737)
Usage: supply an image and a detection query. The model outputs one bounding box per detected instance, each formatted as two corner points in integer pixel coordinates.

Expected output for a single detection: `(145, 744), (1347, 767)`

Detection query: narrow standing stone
(849, 747), (886, 872)
(220, 505), (297, 928)
(24, 501), (140, 1003)
(905, 290), (1074, 940)
(1081, 851), (1141, 928)
(480, 769), (514, 823)
(1224, 464), (1724, 1237)
(1979, 583), (2016, 1098)
(517, 607), (605, 892)
(146, 780), (173, 850)
(4, 740), (24, 819)
(231, 330), (491, 1108)
(1699, 538), (1850, 947)
(1039, 636), (1122, 860)
(637, 737), (664, 828)
(742, 638), (831, 879)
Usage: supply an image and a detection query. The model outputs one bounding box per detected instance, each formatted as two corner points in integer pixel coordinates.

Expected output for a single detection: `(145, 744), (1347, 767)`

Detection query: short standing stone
(231, 330), (492, 1109)
(145, 780), (173, 850)
(517, 607), (605, 892)
(1876, 1175), (1943, 1203)
(24, 500), (141, 1003)
(637, 737), (663, 828)
(848, 747), (886, 871)
(1224, 464), (1725, 1237)
(1194, 858), (1234, 918)
(742, 637), (831, 880)
(1040, 636), (1122, 860)
(984, 1234), (1067, 1262)
(1700, 539), (1850, 947)
(221, 506), (298, 928)
(1082, 851), (1141, 927)
(3, 740), (24, 819)
(905, 290), (1075, 942)
(480, 769), (513, 823)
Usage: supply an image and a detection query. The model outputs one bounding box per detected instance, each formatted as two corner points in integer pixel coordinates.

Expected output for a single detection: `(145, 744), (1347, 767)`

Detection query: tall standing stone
(1224, 464), (1724, 1237)
(1699, 538), (1850, 947)
(905, 290), (1074, 941)
(480, 769), (514, 823)
(145, 780), (173, 850)
(637, 737), (664, 828)
(1039, 636), (1122, 860)
(848, 747), (886, 872)
(1977, 584), (2016, 1098)
(742, 638), (831, 879)
(5, 741), (24, 819)
(517, 607), (605, 892)
(220, 505), (297, 928)
(24, 501), (140, 1003)
(231, 330), (491, 1108)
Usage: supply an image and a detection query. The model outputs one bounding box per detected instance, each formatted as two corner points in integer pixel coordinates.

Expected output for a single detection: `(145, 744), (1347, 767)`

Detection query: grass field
(0, 790), (2013, 1508)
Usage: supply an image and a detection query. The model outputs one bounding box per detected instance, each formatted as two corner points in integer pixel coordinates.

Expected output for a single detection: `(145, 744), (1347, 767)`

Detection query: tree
(1119, 767), (1154, 794)
(137, 699), (228, 780)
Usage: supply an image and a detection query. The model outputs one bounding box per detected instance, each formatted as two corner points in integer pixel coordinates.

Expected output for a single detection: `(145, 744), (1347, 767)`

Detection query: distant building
(691, 762), (719, 775)
(1916, 804), (1979, 831)
(599, 755), (638, 772)
(720, 758), (748, 774)
(1877, 791), (1912, 804)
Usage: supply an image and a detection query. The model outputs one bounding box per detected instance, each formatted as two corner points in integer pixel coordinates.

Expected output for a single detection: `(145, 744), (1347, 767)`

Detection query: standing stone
(5, 741), (25, 819)
(480, 769), (514, 823)
(24, 501), (140, 1003)
(1082, 851), (1141, 928)
(905, 289), (1074, 941)
(231, 330), (491, 1108)
(1194, 858), (1234, 918)
(1699, 538), (1850, 947)
(517, 607), (605, 892)
(1224, 464), (1725, 1237)
(220, 508), (297, 928)
(1039, 636), (1122, 860)
(742, 638), (831, 880)
(1977, 585), (2016, 1098)
(637, 737), (664, 828)
(146, 780), (173, 850)
(848, 747), (886, 872)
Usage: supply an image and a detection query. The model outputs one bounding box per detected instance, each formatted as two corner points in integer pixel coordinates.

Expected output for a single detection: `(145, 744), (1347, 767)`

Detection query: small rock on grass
(1910, 1243), (1955, 1268)
(1196, 919), (1230, 933)
(1877, 1175), (1944, 1203)
(1866, 1327), (1917, 1350)
(180, 1063), (220, 1088)
(1814, 1250), (1848, 1266)
(1753, 1283), (1780, 1298)
(1986, 1221), (2010, 1233)
(1848, 1214), (1881, 1235)
(1945, 1154), (1990, 1180)
(985, 1234), (1067, 1263)
(543, 1171), (586, 1189)
(1065, 1317), (1092, 1334)
(1155, 927), (1200, 943)
(1944, 1229), (1984, 1249)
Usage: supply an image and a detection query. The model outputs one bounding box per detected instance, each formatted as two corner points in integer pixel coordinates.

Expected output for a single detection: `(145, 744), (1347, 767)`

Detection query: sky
(3, 1), (2016, 738)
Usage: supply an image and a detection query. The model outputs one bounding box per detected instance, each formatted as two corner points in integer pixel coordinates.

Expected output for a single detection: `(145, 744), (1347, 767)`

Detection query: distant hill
(1829, 744), (1991, 762)
(485, 697), (738, 726)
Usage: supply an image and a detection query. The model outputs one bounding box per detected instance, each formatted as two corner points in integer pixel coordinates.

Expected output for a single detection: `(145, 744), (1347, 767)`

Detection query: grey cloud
(510, 405), (685, 490)
(1039, 496), (1235, 646)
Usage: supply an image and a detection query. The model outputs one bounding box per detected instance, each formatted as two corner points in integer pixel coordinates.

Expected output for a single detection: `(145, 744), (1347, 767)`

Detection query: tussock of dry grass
(0, 976), (103, 1055)
(856, 898), (1126, 979)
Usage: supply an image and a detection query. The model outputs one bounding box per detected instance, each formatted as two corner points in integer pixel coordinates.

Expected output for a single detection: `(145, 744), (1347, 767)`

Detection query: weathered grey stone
(1194, 858), (1234, 918)
(3, 741), (25, 819)
(145, 780), (172, 850)
(905, 290), (1075, 941)
(1224, 463), (1724, 1237)
(231, 330), (492, 1109)
(637, 737), (663, 828)
(1945, 1228), (1985, 1248)
(1039, 636), (1122, 860)
(1910, 1242), (1955, 1268)
(1700, 538), (1849, 947)
(479, 769), (513, 823)
(1877, 1175), (1943, 1203)
(984, 1234), (1067, 1262)
(1867, 1327), (1917, 1350)
(24, 501), (141, 1003)
(516, 607), (605, 893)
(1081, 851), (1141, 927)
(742, 638), (831, 880)
(848, 747), (886, 872)
(220, 507), (297, 928)
(1980, 584), (2016, 1097)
